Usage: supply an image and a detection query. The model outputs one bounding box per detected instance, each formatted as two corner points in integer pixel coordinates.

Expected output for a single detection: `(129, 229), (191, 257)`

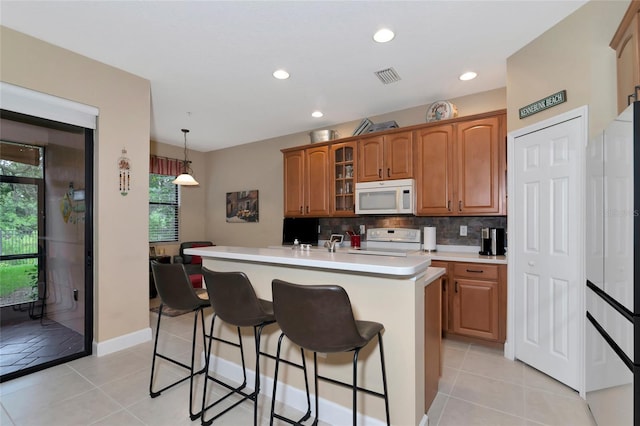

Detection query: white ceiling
(1, 1), (588, 152)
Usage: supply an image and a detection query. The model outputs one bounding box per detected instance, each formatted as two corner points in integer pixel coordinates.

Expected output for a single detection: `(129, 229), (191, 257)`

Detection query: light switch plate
(460, 225), (468, 236)
(359, 225), (366, 235)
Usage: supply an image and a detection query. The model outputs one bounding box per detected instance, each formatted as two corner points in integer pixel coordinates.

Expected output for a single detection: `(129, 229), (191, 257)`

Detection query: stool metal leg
(202, 318), (272, 425)
(378, 332), (390, 426)
(352, 349), (360, 426)
(149, 305), (206, 420)
(270, 333), (312, 425)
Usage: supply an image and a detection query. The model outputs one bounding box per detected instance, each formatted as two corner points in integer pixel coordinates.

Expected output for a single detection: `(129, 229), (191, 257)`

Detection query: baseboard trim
(93, 327), (152, 357)
(204, 352), (387, 426)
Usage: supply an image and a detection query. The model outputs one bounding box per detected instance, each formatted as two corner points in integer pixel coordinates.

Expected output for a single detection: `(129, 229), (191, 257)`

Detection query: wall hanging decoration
(226, 190), (259, 223)
(118, 148), (131, 196)
(60, 182), (85, 224)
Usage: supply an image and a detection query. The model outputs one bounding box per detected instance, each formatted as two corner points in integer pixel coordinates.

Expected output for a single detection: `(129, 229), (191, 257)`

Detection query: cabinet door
(424, 276), (442, 410)
(283, 150), (305, 217)
(455, 116), (502, 215)
(330, 142), (357, 216)
(305, 146), (330, 216)
(384, 131), (413, 180)
(452, 278), (499, 341)
(414, 125), (454, 215)
(430, 260), (450, 334)
(614, 11), (640, 114)
(358, 136), (384, 182)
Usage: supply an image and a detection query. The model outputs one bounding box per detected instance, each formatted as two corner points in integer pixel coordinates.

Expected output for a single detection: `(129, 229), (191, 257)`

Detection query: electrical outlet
(359, 225), (366, 235)
(460, 225), (468, 237)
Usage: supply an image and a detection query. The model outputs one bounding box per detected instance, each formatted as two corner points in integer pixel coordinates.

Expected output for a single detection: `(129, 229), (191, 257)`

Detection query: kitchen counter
(185, 245), (444, 426)
(419, 250), (507, 264)
(190, 245), (431, 276)
(314, 242), (508, 265)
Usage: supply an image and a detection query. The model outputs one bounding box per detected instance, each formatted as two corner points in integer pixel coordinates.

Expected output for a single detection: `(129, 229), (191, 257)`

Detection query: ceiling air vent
(374, 67), (401, 84)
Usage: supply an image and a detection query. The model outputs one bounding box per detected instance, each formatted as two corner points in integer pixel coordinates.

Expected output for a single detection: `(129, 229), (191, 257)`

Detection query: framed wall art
(226, 190), (259, 223)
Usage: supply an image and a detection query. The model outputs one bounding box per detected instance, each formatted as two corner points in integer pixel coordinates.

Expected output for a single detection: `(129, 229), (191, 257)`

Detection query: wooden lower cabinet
(453, 277), (499, 341)
(437, 261), (506, 343)
(430, 261), (450, 333)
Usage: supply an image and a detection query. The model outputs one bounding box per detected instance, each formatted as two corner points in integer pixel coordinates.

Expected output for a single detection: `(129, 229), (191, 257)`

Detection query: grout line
(446, 394), (530, 423)
(0, 401), (17, 426)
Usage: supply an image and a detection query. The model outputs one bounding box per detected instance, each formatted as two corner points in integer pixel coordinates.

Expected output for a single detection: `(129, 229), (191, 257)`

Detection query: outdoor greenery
(1, 143), (43, 303)
(0, 261), (37, 298)
(149, 173), (179, 242)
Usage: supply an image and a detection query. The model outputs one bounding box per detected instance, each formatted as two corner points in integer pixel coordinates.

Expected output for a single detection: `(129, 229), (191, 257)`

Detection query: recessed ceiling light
(373, 28), (395, 43)
(273, 69), (290, 80)
(459, 71), (477, 81)
(311, 111), (323, 118)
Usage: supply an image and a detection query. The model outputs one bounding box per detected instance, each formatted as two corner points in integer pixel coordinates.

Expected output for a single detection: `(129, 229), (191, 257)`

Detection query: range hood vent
(374, 67), (401, 84)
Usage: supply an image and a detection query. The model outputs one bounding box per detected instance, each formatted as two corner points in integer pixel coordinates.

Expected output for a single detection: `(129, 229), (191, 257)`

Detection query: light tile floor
(427, 338), (597, 426)
(0, 307), (597, 426)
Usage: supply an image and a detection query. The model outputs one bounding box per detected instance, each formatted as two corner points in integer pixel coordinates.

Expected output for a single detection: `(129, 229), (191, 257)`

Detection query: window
(149, 174), (178, 242)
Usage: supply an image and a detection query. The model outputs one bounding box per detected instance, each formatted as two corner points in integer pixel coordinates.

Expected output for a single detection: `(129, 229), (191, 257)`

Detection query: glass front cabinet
(330, 142), (357, 216)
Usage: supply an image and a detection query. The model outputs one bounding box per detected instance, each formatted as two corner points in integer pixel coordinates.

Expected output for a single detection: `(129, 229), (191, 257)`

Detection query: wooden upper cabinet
(414, 112), (505, 216)
(283, 150), (305, 217)
(384, 131), (413, 180)
(611, 1), (640, 113)
(283, 146), (329, 217)
(358, 131), (413, 182)
(330, 142), (357, 216)
(455, 116), (503, 215)
(358, 136), (384, 181)
(304, 146), (330, 216)
(283, 109), (506, 217)
(414, 125), (454, 215)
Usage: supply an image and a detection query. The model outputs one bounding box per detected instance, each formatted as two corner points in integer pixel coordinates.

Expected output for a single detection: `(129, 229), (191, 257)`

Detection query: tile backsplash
(319, 216), (507, 247)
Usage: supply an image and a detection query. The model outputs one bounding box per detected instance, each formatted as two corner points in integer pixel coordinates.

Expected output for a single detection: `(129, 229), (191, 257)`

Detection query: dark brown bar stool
(270, 279), (390, 426)
(200, 268), (276, 426)
(149, 262), (210, 420)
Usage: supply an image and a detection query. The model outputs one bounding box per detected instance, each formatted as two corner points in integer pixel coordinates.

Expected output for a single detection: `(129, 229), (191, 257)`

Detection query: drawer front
(453, 263), (498, 280)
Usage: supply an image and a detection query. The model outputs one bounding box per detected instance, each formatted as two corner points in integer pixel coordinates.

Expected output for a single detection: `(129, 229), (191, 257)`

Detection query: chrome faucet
(324, 240), (338, 252)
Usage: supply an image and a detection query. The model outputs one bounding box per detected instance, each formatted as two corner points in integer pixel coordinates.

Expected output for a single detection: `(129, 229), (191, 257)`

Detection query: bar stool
(149, 262), (210, 420)
(200, 268), (276, 426)
(270, 279), (390, 426)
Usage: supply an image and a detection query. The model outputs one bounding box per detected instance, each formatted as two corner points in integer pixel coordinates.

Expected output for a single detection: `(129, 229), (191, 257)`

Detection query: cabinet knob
(454, 281), (458, 293)
(299, 206), (303, 214)
(378, 169), (382, 178)
(528, 261), (535, 267)
(458, 200), (462, 212)
(306, 206), (309, 213)
(447, 200), (451, 212)
(387, 168), (390, 178)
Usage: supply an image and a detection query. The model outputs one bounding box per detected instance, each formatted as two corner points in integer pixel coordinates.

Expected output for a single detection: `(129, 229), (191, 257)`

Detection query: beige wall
(204, 88), (506, 247)
(1, 27), (151, 344)
(507, 0), (629, 136)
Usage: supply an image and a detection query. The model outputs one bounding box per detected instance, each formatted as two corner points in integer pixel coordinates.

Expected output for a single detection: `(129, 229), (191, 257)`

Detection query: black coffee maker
(479, 227), (506, 256)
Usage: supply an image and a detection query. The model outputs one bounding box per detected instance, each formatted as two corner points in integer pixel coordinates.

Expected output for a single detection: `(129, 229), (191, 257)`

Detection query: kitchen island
(185, 245), (445, 426)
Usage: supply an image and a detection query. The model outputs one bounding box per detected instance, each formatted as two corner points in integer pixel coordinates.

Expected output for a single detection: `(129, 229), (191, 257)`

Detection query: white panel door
(513, 116), (584, 390)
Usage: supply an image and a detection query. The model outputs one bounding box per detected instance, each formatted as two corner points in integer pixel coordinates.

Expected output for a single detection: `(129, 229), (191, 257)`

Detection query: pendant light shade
(173, 128), (199, 186)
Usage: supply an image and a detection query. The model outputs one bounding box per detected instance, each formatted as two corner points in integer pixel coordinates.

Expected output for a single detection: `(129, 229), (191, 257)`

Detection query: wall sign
(519, 90), (567, 119)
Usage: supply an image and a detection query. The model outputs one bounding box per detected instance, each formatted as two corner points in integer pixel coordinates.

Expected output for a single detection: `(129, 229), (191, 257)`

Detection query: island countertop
(185, 245), (444, 425)
(185, 245), (432, 277)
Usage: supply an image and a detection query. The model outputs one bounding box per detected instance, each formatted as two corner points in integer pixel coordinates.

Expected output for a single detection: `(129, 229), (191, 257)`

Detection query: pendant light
(172, 128), (199, 186)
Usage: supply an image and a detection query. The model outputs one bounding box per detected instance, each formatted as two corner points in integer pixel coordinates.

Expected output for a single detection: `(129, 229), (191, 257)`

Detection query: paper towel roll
(424, 226), (437, 251)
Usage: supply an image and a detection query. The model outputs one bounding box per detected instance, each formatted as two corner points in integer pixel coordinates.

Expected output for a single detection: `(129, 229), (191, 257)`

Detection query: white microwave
(355, 178), (416, 215)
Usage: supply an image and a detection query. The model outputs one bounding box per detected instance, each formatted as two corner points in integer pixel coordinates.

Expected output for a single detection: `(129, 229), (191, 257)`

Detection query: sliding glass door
(0, 112), (93, 382)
